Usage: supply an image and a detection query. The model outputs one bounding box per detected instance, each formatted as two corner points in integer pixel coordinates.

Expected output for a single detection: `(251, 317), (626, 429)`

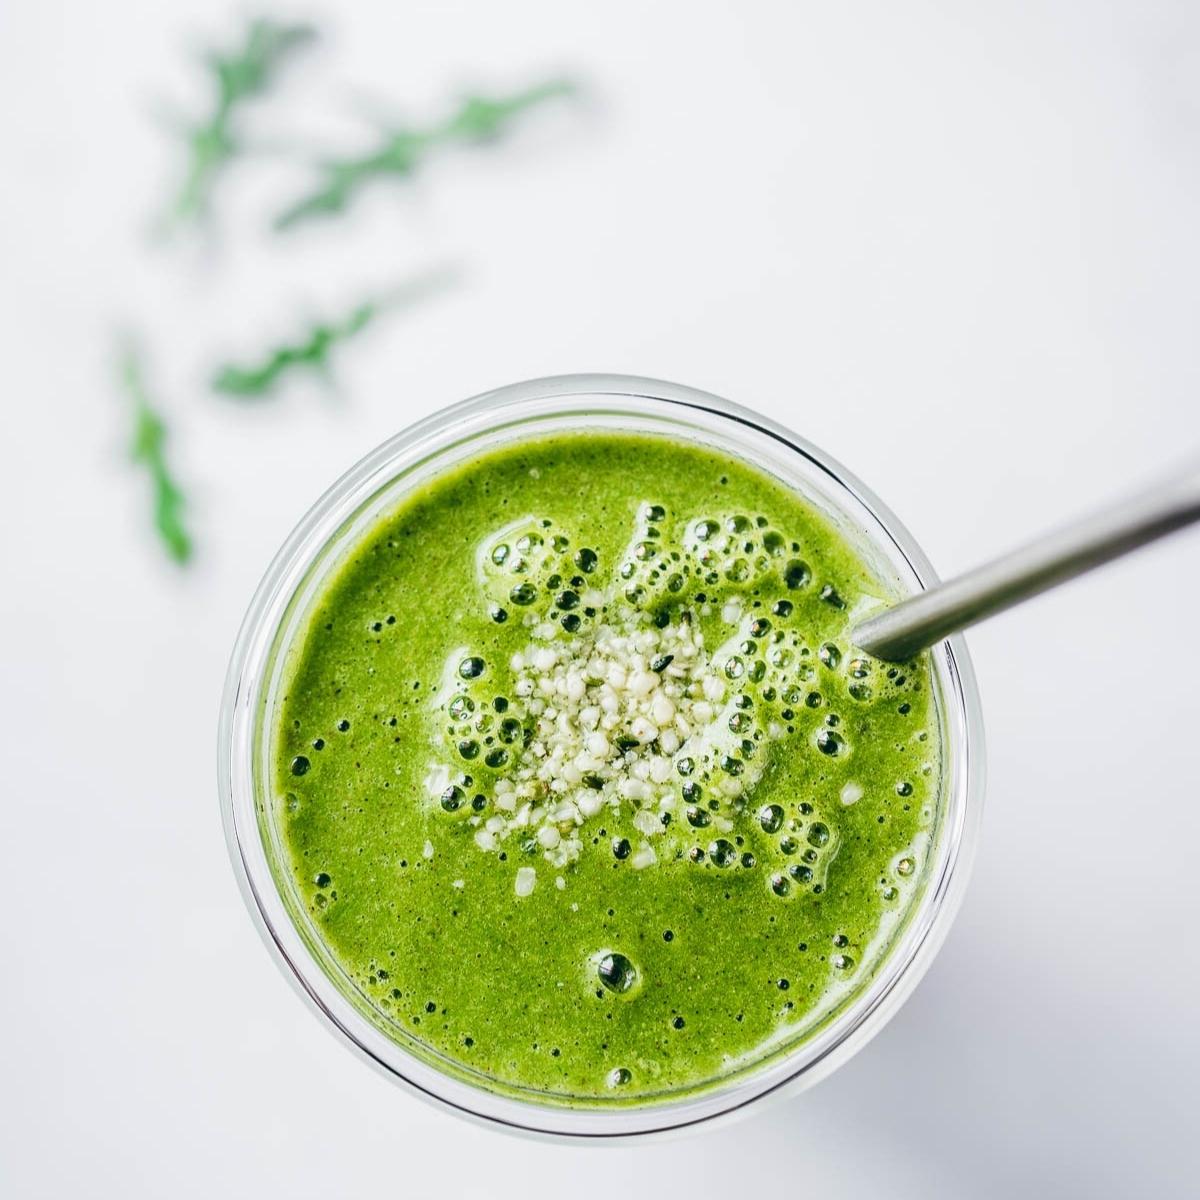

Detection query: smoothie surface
(272, 431), (941, 1103)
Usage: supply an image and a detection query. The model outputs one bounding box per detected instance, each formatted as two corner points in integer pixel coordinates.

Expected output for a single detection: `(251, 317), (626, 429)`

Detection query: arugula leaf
(212, 302), (376, 398)
(172, 17), (317, 224)
(274, 78), (576, 230)
(121, 346), (192, 564)
(211, 268), (460, 399)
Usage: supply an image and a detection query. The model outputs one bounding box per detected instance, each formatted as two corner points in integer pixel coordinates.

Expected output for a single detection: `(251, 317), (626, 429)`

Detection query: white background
(2, 1), (1198, 1195)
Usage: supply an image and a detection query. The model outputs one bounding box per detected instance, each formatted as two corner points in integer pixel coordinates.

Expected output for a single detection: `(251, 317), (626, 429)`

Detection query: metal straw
(851, 460), (1200, 662)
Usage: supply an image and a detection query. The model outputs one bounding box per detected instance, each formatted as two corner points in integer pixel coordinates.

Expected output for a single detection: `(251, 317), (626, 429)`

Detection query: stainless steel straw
(851, 461), (1200, 662)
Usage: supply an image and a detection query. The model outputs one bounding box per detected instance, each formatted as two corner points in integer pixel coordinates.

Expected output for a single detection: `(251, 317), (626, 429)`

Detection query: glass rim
(218, 373), (986, 1139)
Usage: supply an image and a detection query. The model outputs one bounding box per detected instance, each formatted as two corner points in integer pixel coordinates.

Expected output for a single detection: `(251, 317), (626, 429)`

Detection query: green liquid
(273, 432), (941, 1104)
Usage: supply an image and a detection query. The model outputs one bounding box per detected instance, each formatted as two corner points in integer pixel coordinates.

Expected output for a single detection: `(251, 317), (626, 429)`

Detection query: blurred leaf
(212, 302), (376, 398)
(274, 78), (577, 231)
(120, 343), (192, 564)
(170, 17), (317, 224)
(211, 268), (461, 399)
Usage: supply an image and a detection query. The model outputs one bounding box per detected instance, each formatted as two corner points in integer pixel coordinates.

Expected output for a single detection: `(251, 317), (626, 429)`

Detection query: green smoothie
(272, 431), (940, 1104)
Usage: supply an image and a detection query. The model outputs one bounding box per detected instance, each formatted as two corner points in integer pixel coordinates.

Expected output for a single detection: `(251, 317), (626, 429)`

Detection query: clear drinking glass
(218, 374), (985, 1138)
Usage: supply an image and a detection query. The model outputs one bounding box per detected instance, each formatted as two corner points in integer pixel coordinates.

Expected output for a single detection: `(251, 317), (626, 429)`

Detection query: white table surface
(2, 1), (1198, 1195)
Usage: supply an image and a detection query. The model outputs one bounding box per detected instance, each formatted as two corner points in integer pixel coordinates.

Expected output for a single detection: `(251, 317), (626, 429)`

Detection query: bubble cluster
(425, 503), (901, 894)
(602, 506), (808, 610)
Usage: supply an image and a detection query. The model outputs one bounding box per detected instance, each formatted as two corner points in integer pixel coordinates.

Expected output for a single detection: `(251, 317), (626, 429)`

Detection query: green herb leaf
(120, 345), (192, 564)
(172, 18), (317, 224)
(211, 302), (376, 398)
(274, 78), (576, 231)
(211, 268), (460, 399)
